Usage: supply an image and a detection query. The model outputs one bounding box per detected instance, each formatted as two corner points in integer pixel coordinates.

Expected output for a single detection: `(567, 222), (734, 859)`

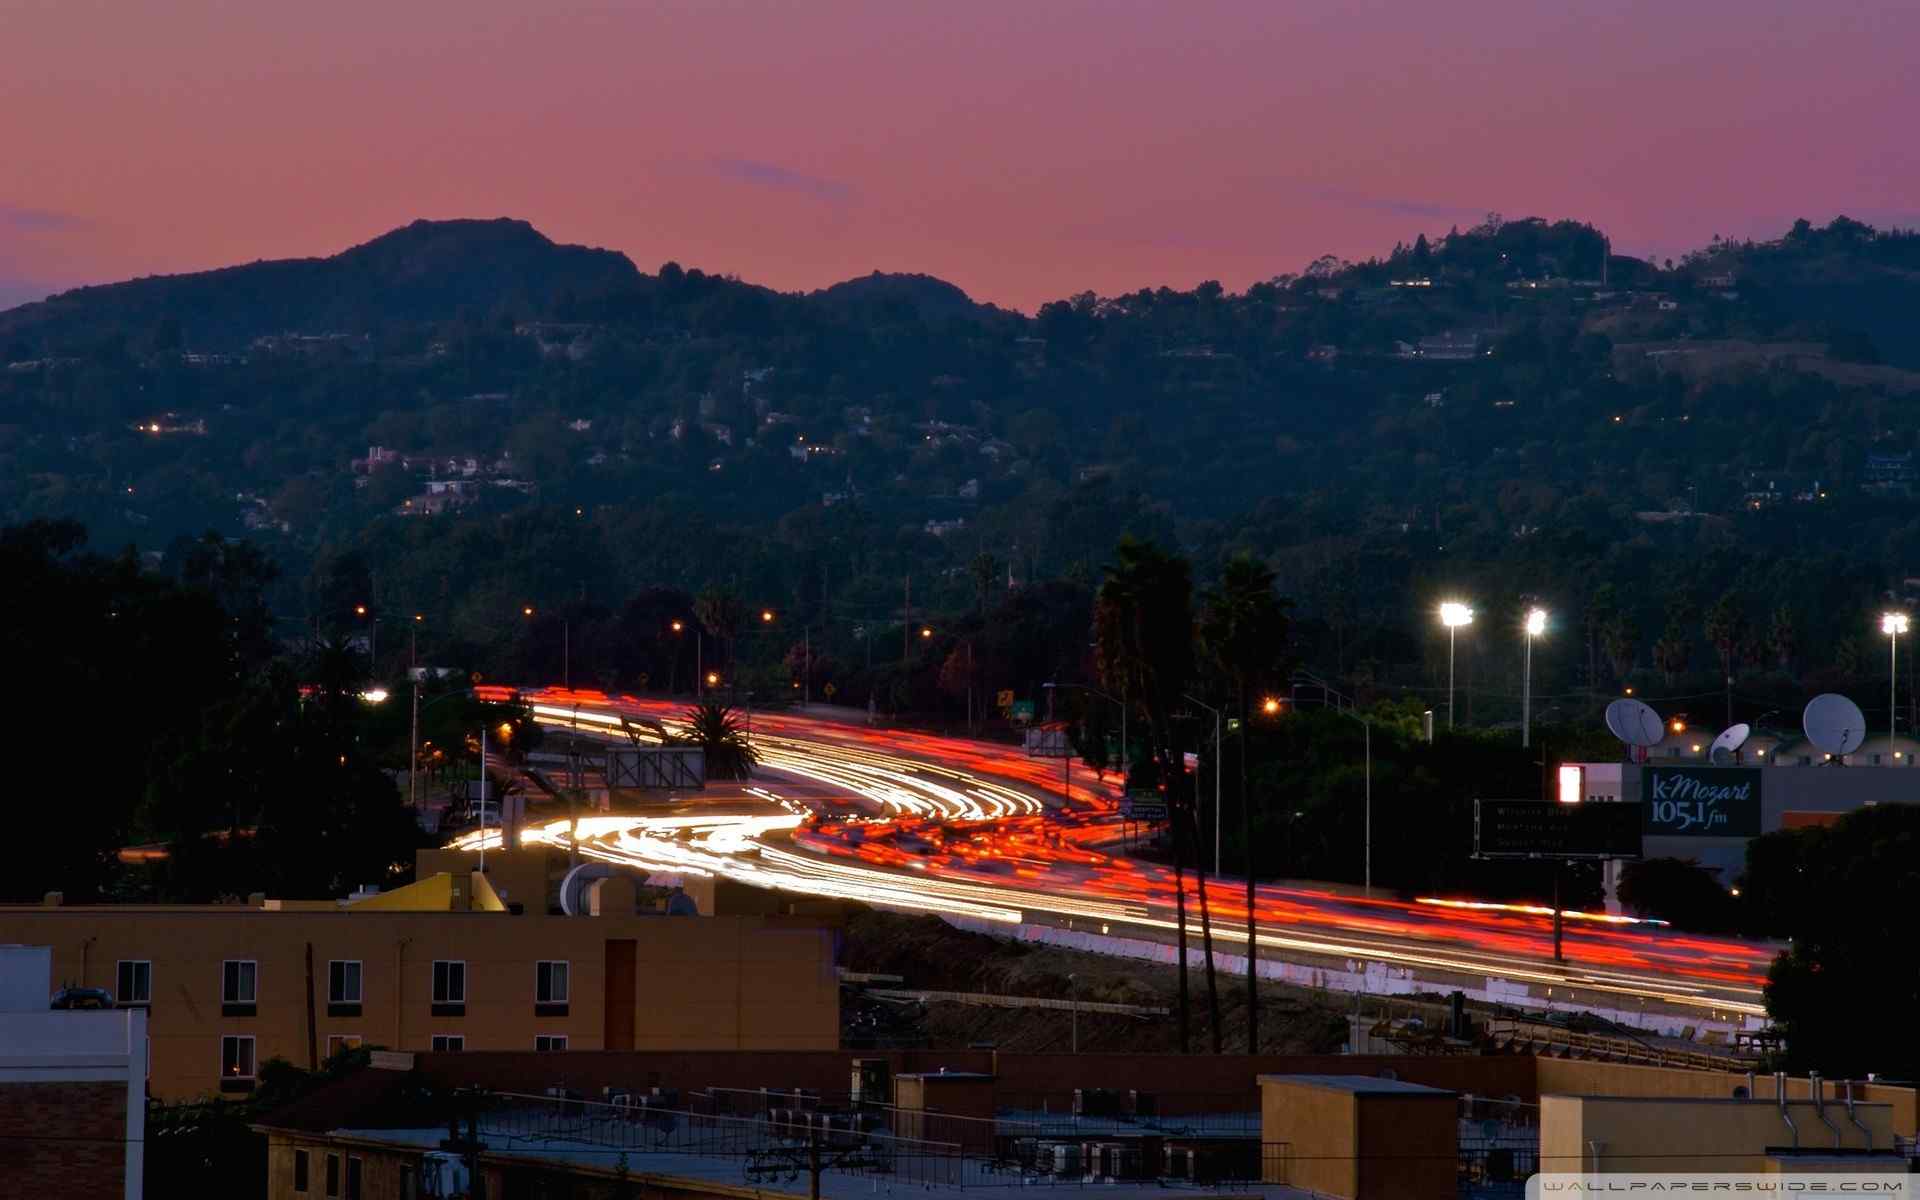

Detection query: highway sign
(1010, 699), (1036, 723)
(996, 689), (1015, 711)
(1122, 793), (1169, 822)
(1023, 726), (1070, 757)
(1475, 799), (1642, 859)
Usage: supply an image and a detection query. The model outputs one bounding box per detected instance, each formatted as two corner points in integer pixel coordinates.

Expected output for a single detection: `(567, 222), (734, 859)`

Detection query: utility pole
(478, 723), (487, 875)
(903, 576), (911, 669)
(803, 626), (810, 707)
(409, 622), (419, 810)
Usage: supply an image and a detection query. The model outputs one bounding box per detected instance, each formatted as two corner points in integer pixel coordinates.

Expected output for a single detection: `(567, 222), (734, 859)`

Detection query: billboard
(1641, 767), (1761, 837)
(1475, 799), (1643, 859)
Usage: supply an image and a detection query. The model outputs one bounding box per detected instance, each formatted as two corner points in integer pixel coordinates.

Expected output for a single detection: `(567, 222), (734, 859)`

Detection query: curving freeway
(457, 686), (1776, 1025)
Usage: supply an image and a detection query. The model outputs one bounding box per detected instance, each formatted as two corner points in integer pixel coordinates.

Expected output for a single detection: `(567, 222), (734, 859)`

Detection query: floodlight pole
(1892, 627), (1900, 751)
(1523, 628), (1534, 749)
(1448, 624), (1458, 729)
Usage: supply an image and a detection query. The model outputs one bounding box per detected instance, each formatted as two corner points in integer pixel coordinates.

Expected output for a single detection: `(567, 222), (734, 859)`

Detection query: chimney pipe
(1809, 1072), (1841, 1147)
(1843, 1080), (1873, 1151)
(1775, 1072), (1797, 1148)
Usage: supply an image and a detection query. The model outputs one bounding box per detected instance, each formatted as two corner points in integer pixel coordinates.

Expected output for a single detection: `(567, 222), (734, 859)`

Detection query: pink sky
(4, 0), (1917, 312)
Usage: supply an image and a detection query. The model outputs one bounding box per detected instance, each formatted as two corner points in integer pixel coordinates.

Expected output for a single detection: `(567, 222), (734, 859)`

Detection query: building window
(325, 1035), (362, 1059)
(116, 960), (152, 1006)
(432, 960), (466, 1015)
(328, 960), (362, 1017)
(345, 1156), (363, 1200)
(222, 959), (258, 1016)
(431, 1035), (465, 1052)
(399, 1164), (417, 1200)
(535, 1034), (569, 1052)
(535, 960), (570, 1015)
(220, 1035), (256, 1091)
(326, 1153), (341, 1199)
(294, 1148), (310, 1193)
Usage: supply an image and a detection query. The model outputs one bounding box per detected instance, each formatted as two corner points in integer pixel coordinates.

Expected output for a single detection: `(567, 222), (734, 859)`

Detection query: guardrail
(476, 1089), (1288, 1190)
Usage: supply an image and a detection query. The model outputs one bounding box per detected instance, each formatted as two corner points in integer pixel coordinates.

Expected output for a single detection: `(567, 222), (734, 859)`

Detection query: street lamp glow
(1440, 602), (1474, 628)
(761, 609), (775, 623)
(1523, 607), (1547, 747)
(1884, 612), (1908, 750)
(360, 688), (390, 704)
(354, 604), (368, 617)
(920, 626), (934, 639)
(523, 606), (534, 617)
(1261, 697), (1282, 716)
(706, 671), (721, 687)
(670, 620), (684, 633)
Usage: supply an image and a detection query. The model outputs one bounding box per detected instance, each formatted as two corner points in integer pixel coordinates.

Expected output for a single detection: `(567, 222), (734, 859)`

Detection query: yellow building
(0, 853), (838, 1102)
(1542, 1085), (1905, 1175)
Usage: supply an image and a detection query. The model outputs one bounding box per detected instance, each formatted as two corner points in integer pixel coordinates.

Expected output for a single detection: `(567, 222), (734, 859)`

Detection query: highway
(457, 686), (1775, 1023)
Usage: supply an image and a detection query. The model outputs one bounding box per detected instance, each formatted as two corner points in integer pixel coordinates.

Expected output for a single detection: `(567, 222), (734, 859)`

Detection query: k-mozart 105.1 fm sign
(1641, 767), (1761, 837)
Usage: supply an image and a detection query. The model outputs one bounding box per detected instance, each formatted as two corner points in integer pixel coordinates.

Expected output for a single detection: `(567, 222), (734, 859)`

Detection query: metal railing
(473, 1090), (1289, 1190)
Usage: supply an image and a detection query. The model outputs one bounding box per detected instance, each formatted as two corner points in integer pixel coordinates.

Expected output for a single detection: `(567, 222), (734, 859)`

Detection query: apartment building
(0, 945), (147, 1200)
(0, 858), (837, 1102)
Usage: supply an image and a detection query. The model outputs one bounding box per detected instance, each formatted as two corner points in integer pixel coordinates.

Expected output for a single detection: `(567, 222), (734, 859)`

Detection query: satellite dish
(1803, 694), (1866, 758)
(1708, 723), (1751, 765)
(1605, 698), (1665, 748)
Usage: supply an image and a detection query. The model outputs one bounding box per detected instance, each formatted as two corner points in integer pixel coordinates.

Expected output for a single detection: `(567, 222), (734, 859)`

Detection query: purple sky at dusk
(4, 0), (1918, 312)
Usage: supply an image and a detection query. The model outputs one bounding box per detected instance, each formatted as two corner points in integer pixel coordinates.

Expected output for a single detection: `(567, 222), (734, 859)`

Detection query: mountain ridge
(0, 218), (642, 349)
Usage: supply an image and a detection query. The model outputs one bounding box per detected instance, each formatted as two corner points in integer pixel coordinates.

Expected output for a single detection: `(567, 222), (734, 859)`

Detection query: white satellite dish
(1605, 698), (1665, 748)
(1803, 694), (1866, 758)
(1708, 723), (1751, 765)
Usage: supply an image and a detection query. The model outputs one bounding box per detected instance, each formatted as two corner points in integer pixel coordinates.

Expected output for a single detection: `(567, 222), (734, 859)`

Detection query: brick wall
(0, 1081), (128, 1200)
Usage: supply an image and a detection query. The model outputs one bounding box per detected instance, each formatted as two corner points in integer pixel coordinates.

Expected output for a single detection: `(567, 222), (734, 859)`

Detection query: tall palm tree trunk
(1239, 685), (1258, 1054)
(1189, 804), (1222, 1054)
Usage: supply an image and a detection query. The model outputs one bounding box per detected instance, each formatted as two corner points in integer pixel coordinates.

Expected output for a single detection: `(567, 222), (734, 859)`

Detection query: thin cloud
(1313, 188), (1484, 222)
(708, 159), (853, 204)
(0, 203), (90, 233)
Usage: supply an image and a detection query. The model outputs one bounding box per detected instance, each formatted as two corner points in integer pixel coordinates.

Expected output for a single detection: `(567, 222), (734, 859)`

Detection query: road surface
(459, 686), (1774, 1024)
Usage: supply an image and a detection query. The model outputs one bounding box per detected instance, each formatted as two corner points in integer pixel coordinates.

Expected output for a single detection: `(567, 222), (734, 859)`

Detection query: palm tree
(969, 552), (999, 616)
(1094, 537), (1199, 1051)
(1769, 605), (1798, 674)
(1603, 614), (1639, 682)
(681, 701), (756, 780)
(694, 586), (745, 680)
(1198, 553), (1291, 1054)
(1704, 592), (1744, 725)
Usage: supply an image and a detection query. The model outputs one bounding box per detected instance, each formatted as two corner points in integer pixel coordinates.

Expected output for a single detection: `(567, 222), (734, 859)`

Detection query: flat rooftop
(338, 1125), (1314, 1200)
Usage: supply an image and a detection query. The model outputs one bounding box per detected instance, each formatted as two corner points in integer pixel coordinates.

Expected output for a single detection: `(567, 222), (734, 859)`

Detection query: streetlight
(1293, 670), (1371, 895)
(523, 605), (569, 691)
(1184, 695), (1224, 878)
(1261, 696), (1282, 716)
(355, 604), (376, 665)
(1883, 612), (1909, 751)
(1440, 602), (1474, 729)
(1523, 607), (1547, 749)
(1043, 682), (1127, 784)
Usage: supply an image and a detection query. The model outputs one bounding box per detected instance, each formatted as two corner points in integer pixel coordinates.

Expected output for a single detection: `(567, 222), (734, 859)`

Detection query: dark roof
(1259, 1073), (1454, 1097)
(253, 1064), (447, 1134)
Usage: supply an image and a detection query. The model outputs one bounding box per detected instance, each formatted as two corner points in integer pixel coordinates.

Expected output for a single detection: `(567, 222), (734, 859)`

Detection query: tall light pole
(1440, 602), (1474, 729)
(1184, 695), (1223, 877)
(1523, 607), (1547, 749)
(1044, 682), (1127, 781)
(408, 614), (422, 810)
(1289, 672), (1371, 895)
(1884, 612), (1909, 753)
